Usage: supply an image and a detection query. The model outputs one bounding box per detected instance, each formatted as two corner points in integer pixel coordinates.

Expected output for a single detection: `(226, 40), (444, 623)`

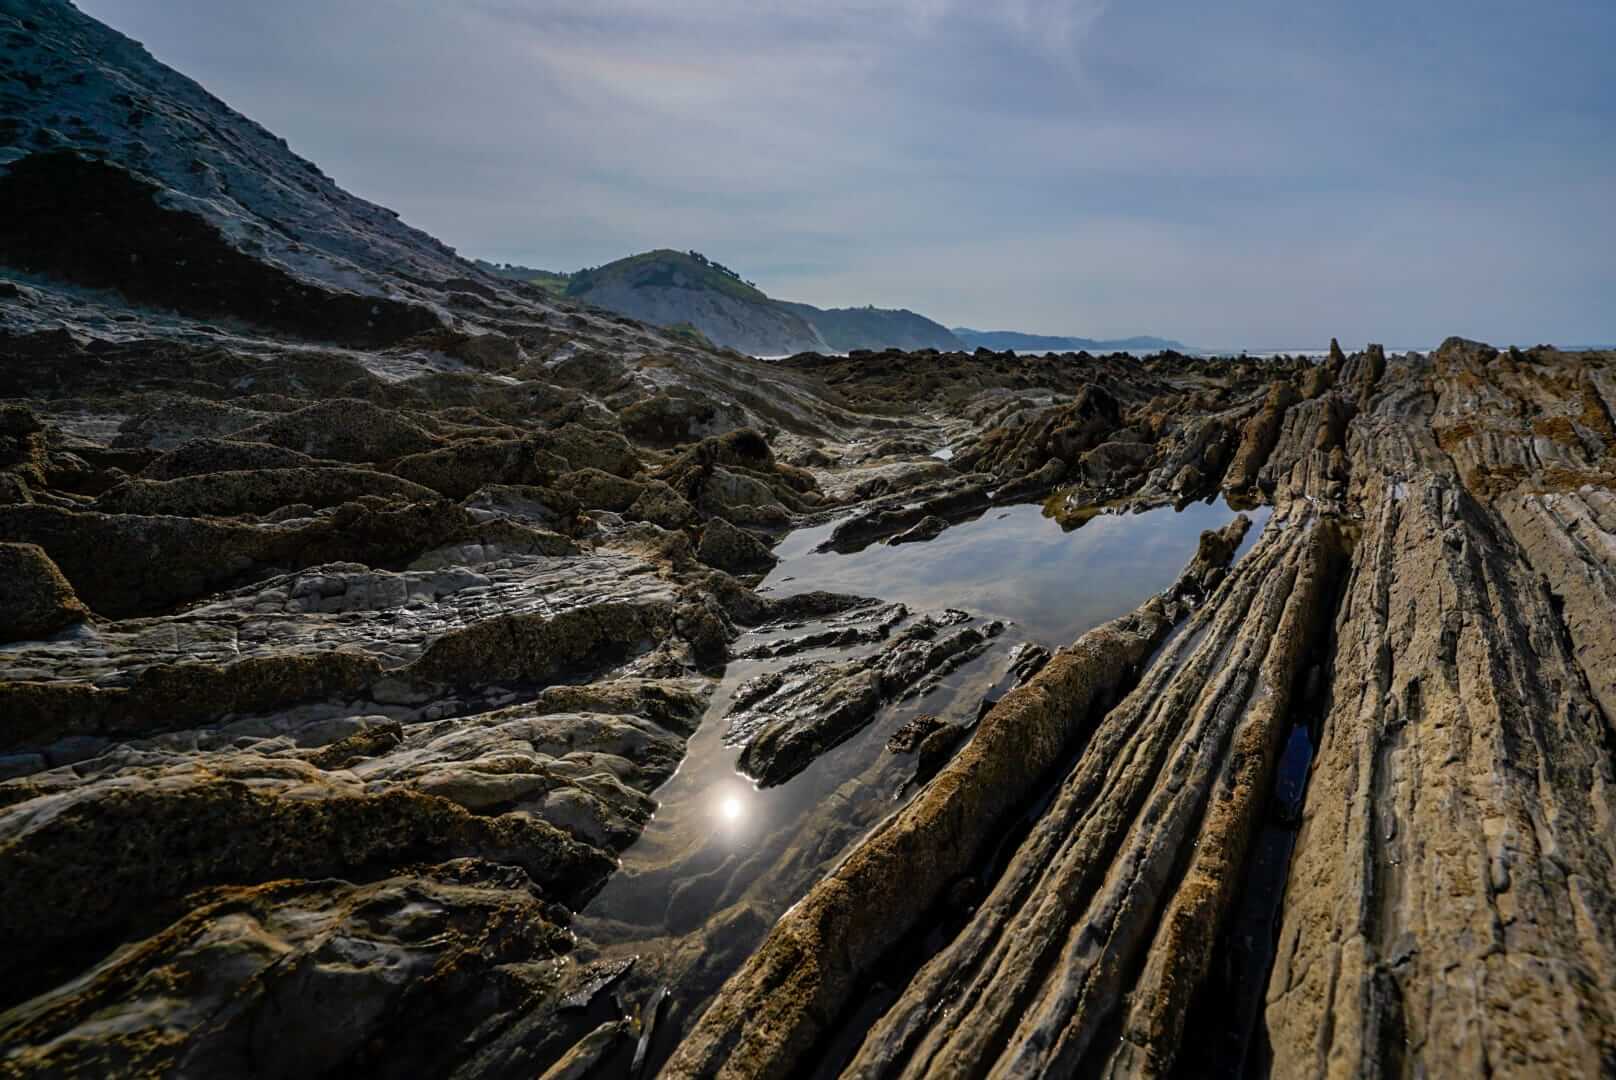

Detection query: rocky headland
(4, 2), (1616, 1077)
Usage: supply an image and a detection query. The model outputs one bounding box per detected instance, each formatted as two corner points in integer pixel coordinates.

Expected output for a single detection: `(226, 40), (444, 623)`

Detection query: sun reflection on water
(711, 781), (754, 835)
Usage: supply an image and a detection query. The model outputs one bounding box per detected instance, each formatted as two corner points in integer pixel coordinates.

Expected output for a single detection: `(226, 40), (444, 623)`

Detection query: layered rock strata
(668, 339), (1616, 1079)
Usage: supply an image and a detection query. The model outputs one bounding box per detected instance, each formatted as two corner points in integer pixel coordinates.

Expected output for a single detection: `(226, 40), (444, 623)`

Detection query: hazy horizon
(76, 0), (1616, 351)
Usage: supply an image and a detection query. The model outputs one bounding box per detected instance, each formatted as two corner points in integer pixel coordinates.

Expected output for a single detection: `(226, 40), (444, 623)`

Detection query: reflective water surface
(574, 496), (1272, 1066)
(770, 497), (1270, 648)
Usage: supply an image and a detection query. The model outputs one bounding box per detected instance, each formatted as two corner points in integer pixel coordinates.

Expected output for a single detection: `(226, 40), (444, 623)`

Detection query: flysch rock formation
(4, 3), (1616, 1077)
(665, 338), (1616, 1079)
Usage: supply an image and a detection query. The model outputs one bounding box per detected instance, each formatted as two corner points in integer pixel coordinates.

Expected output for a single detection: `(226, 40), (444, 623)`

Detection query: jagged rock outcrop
(1224, 380), (1301, 493)
(1263, 342), (1616, 1078)
(0, 860), (578, 1078)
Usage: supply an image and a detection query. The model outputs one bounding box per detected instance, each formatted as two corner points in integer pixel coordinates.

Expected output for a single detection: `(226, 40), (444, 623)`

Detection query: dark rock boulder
(0, 404), (49, 486)
(0, 861), (575, 1079)
(462, 484), (581, 533)
(394, 438), (555, 499)
(886, 713), (946, 754)
(537, 424), (642, 479)
(0, 500), (476, 617)
(888, 515), (948, 545)
(626, 479), (697, 530)
(1079, 440), (1155, 485)
(552, 468), (644, 513)
(619, 393), (724, 446)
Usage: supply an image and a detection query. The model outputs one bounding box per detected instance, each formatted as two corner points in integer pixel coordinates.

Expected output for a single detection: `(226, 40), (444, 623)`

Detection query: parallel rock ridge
(3, 3), (1616, 1076)
(667, 338), (1616, 1080)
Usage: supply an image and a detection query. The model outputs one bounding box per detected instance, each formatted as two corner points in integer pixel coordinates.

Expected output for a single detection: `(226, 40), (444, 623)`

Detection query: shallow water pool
(767, 496), (1270, 647)
(573, 495), (1272, 1066)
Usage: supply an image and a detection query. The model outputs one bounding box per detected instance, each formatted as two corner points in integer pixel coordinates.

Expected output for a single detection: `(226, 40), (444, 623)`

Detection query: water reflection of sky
(578, 494), (1274, 1033)
(766, 497), (1271, 648)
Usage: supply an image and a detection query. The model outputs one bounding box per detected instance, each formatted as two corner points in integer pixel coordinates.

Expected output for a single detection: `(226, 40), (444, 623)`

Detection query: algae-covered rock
(0, 861), (574, 1080)
(553, 467), (644, 512)
(0, 542), (90, 642)
(238, 399), (440, 462)
(0, 501), (476, 617)
(94, 467), (439, 517)
(393, 437), (554, 498)
(538, 424), (642, 478)
(620, 392), (725, 446)
(696, 516), (776, 574)
(626, 479), (697, 529)
(139, 437), (326, 480)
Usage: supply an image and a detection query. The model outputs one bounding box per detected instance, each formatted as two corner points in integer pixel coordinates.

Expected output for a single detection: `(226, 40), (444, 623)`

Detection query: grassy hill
(566, 249), (768, 304)
(563, 250), (824, 354)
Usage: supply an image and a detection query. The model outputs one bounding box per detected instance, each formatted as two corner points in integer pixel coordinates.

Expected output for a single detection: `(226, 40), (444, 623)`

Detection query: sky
(77, 0), (1616, 349)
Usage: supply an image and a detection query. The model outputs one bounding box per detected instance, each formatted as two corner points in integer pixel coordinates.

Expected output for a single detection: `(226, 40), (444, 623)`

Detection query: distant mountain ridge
(951, 328), (1189, 353)
(482, 248), (1184, 356)
(776, 302), (959, 352)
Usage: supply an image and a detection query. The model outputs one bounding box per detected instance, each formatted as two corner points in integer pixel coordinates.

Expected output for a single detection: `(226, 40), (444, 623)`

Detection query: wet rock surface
(5, 5), (1616, 1075)
(727, 610), (1003, 787)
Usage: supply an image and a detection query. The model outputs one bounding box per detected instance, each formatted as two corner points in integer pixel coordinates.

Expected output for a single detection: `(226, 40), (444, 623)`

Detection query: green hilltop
(566, 249), (769, 304)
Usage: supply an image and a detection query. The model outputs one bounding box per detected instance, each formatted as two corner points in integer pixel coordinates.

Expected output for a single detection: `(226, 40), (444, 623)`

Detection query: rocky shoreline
(6, 295), (1614, 1076)
(5, 2), (1616, 1073)
(664, 337), (1616, 1078)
